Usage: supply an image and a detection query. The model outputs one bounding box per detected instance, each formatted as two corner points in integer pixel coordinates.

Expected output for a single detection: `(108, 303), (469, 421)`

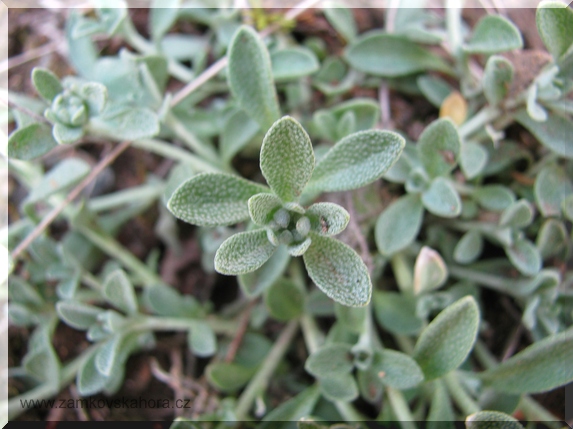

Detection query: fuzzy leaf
(271, 47), (319, 82)
(483, 56), (514, 106)
(319, 373), (359, 402)
(26, 158), (90, 204)
(473, 185), (515, 211)
(375, 194), (424, 256)
(536, 2), (573, 60)
(328, 98), (380, 133)
(57, 301), (103, 330)
(95, 334), (123, 376)
(32, 68), (63, 101)
(261, 116), (315, 202)
(150, 0), (180, 41)
(536, 219), (568, 260)
(248, 193), (283, 226)
(220, 109), (260, 162)
(52, 123), (84, 145)
(323, 7), (357, 42)
(480, 328), (573, 394)
(261, 385), (320, 423)
(515, 109), (573, 159)
(77, 352), (107, 395)
(207, 362), (254, 392)
(534, 165), (573, 217)
(308, 130), (405, 192)
(189, 321), (217, 357)
(238, 246), (290, 297)
(345, 32), (452, 77)
(414, 246), (448, 295)
(96, 107), (159, 140)
(417, 118), (461, 178)
(422, 177), (462, 218)
(8, 123), (58, 160)
(505, 238), (541, 276)
(460, 142), (488, 180)
(306, 203), (350, 236)
(103, 269), (138, 315)
(305, 343), (353, 379)
(168, 173), (269, 226)
(265, 278), (305, 321)
(80, 82), (108, 115)
(372, 349), (424, 390)
(466, 411), (524, 429)
(373, 291), (423, 335)
(464, 15), (523, 54)
(454, 230), (483, 264)
(499, 199), (534, 229)
(215, 229), (277, 275)
(418, 75), (452, 107)
(227, 25), (280, 130)
(288, 238), (312, 257)
(413, 296), (480, 380)
(303, 233), (371, 307)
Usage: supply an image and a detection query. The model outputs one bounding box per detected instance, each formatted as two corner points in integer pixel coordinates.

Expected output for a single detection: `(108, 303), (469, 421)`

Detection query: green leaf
(323, 7), (357, 42)
(215, 229), (277, 275)
(375, 194), (424, 256)
(103, 269), (138, 315)
(227, 25), (280, 131)
(472, 185), (515, 212)
(499, 199), (534, 229)
(537, 219), (568, 260)
(515, 109), (573, 159)
(56, 301), (103, 330)
(260, 116), (315, 202)
(413, 296), (480, 380)
(345, 32), (452, 77)
(26, 158), (90, 204)
(466, 411), (524, 429)
(95, 107), (160, 140)
(372, 349), (424, 390)
(422, 177), (462, 218)
(207, 362), (254, 392)
(271, 47), (320, 82)
(454, 230), (483, 264)
(8, 123), (58, 160)
(308, 130), (405, 193)
(150, 0), (180, 41)
(261, 384), (320, 423)
(505, 238), (541, 276)
(319, 373), (359, 402)
(144, 284), (200, 318)
(482, 56), (514, 106)
(373, 291), (423, 335)
(417, 118), (461, 178)
(77, 352), (108, 395)
(480, 328), (573, 393)
(303, 233), (371, 307)
(464, 15), (523, 54)
(534, 164), (573, 217)
(168, 173), (269, 226)
(460, 142), (488, 180)
(32, 68), (63, 101)
(248, 193), (283, 226)
(306, 203), (350, 236)
(265, 278), (305, 321)
(95, 334), (123, 376)
(220, 109), (260, 163)
(52, 123), (84, 145)
(536, 2), (573, 60)
(189, 321), (217, 357)
(418, 75), (453, 107)
(238, 246), (290, 297)
(328, 98), (380, 133)
(80, 82), (108, 115)
(305, 343), (353, 379)
(413, 246), (448, 295)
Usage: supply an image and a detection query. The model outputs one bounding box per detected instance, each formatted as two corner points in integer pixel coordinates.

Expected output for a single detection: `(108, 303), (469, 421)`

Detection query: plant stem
(165, 113), (222, 166)
(234, 320), (299, 420)
(448, 265), (519, 297)
(133, 315), (238, 336)
(87, 182), (164, 212)
(386, 386), (417, 429)
(443, 372), (480, 416)
(458, 106), (502, 140)
(391, 252), (413, 295)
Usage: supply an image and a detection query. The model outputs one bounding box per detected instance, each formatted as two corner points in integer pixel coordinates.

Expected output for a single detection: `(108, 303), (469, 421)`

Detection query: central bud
(266, 207), (311, 246)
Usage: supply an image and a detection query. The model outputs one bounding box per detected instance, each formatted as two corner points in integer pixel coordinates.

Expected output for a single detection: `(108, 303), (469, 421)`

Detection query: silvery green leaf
(189, 321), (217, 357)
(534, 164), (573, 217)
(26, 158), (90, 204)
(329, 98), (380, 133)
(526, 84), (548, 122)
(95, 107), (159, 140)
(345, 32), (452, 77)
(80, 82), (107, 115)
(8, 123), (58, 160)
(463, 15), (523, 54)
(260, 116), (315, 202)
(336, 110), (357, 139)
(161, 34), (207, 61)
(103, 269), (138, 315)
(238, 246), (290, 298)
(53, 123), (84, 145)
(288, 237), (312, 257)
(207, 362), (255, 392)
(460, 142), (488, 180)
(32, 68), (63, 102)
(306, 343), (354, 379)
(472, 185), (515, 211)
(313, 110), (338, 142)
(372, 349), (424, 390)
(562, 194), (573, 221)
(227, 25), (280, 131)
(482, 56), (514, 106)
(454, 230), (483, 265)
(414, 246), (448, 295)
(417, 75), (452, 107)
(303, 233), (371, 307)
(499, 199), (534, 229)
(375, 194), (424, 256)
(77, 352), (108, 395)
(422, 177), (462, 218)
(248, 193), (283, 226)
(478, 389), (521, 416)
(306, 203), (350, 236)
(536, 219), (568, 260)
(417, 118), (461, 178)
(168, 173), (269, 226)
(480, 328), (573, 394)
(220, 109), (260, 163)
(308, 130), (405, 193)
(515, 109), (573, 159)
(319, 373), (359, 402)
(23, 324), (61, 385)
(56, 301), (103, 330)
(505, 238), (541, 276)
(144, 283), (200, 318)
(323, 7), (357, 42)
(264, 278), (305, 321)
(150, 0), (180, 41)
(215, 229), (277, 275)
(413, 296), (480, 380)
(536, 2), (573, 60)
(271, 48), (320, 82)
(466, 411), (524, 429)
(9, 277), (44, 307)
(95, 334), (123, 376)
(373, 291), (423, 335)
(261, 384), (320, 423)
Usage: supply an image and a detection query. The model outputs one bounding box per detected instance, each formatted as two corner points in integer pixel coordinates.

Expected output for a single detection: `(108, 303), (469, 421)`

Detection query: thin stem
(443, 372), (480, 417)
(234, 320), (299, 420)
(301, 314), (324, 355)
(386, 386), (417, 429)
(165, 113), (222, 165)
(458, 106), (502, 140)
(11, 140), (132, 261)
(133, 315), (238, 336)
(87, 182), (164, 212)
(448, 265), (520, 297)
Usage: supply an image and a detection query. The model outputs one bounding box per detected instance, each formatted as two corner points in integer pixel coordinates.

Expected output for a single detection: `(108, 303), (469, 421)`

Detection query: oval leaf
(464, 15), (523, 54)
(8, 123), (58, 160)
(483, 55), (514, 106)
(271, 47), (319, 82)
(248, 193), (283, 226)
(422, 177), (462, 218)
(319, 373), (359, 402)
(103, 269), (138, 315)
(214, 229), (277, 275)
(515, 109), (573, 159)
(417, 118), (461, 178)
(220, 109), (260, 162)
(454, 230), (483, 264)
(499, 199), (534, 229)
(305, 343), (354, 379)
(460, 141), (488, 180)
(373, 349), (425, 390)
(238, 246), (290, 298)
(472, 185), (515, 212)
(413, 246), (448, 295)
(265, 278), (305, 321)
(536, 2), (573, 60)
(534, 164), (573, 217)
(466, 411), (524, 429)
(373, 291), (423, 335)
(32, 67), (63, 101)
(306, 202), (350, 236)
(189, 321), (217, 357)
(56, 301), (103, 330)
(504, 238), (541, 276)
